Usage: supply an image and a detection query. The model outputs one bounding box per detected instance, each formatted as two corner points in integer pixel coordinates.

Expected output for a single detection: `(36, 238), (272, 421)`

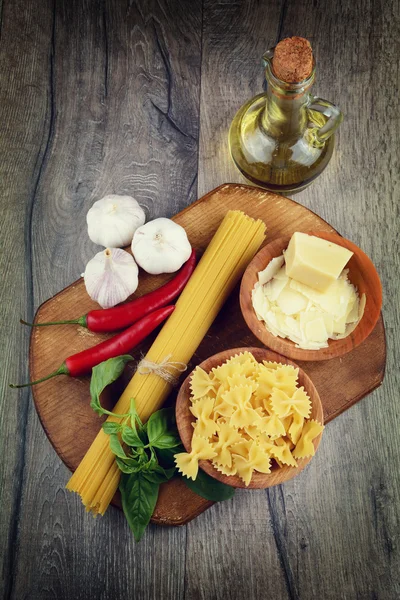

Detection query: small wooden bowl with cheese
(240, 232), (382, 361)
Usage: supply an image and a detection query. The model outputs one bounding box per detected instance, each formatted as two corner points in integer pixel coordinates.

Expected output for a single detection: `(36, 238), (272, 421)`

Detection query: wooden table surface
(1, 1), (399, 599)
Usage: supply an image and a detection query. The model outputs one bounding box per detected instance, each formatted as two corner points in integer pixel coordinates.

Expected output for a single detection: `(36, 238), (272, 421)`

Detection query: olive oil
(229, 46), (343, 194)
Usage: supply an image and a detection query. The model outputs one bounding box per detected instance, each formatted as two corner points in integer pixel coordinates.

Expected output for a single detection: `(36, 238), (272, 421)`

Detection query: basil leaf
(158, 466), (176, 480)
(116, 457), (141, 474)
(90, 355), (133, 416)
(129, 397), (145, 429)
(143, 464), (176, 484)
(109, 434), (127, 459)
(147, 408), (181, 449)
(136, 447), (151, 465)
(102, 422), (121, 435)
(121, 426), (144, 448)
(119, 472), (160, 542)
(124, 456), (142, 465)
(142, 472), (168, 485)
(182, 469), (235, 501)
(156, 444), (184, 469)
(137, 425), (148, 445)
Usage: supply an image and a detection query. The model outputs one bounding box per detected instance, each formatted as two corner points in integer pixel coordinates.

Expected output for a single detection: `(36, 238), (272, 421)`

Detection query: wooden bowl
(240, 232), (382, 361)
(175, 347), (324, 489)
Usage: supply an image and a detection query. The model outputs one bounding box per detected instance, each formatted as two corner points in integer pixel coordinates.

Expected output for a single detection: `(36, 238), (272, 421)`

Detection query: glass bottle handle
(308, 97), (343, 142)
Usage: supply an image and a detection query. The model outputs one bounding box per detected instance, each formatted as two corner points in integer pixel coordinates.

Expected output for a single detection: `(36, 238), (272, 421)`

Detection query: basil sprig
(90, 354), (133, 417)
(183, 469), (235, 501)
(90, 356), (235, 541)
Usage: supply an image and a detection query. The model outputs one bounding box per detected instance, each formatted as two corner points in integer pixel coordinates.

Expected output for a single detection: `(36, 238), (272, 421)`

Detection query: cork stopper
(272, 37), (313, 83)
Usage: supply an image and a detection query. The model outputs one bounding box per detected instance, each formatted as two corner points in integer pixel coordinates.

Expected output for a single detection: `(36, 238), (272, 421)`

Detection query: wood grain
(0, 1), (53, 598)
(29, 183), (385, 523)
(264, 3), (400, 598)
(1, 0), (399, 598)
(176, 347), (324, 488)
(1, 1), (201, 599)
(190, 2), (400, 600)
(240, 232), (382, 361)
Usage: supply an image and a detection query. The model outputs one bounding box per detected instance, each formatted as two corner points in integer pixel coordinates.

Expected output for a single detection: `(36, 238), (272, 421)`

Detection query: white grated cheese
(252, 255), (365, 350)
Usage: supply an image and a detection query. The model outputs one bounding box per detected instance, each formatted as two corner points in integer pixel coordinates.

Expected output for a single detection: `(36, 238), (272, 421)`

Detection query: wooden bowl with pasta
(240, 231), (382, 361)
(175, 347), (324, 489)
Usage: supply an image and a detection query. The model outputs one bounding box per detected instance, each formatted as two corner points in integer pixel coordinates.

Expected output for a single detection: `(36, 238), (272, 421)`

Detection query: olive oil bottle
(229, 39), (343, 194)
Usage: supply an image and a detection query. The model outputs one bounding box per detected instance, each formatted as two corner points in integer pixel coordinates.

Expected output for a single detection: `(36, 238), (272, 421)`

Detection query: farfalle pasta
(190, 396), (219, 438)
(190, 366), (216, 400)
(270, 387), (311, 418)
(212, 422), (242, 467)
(234, 442), (272, 486)
(175, 352), (324, 486)
(175, 434), (217, 480)
(293, 420), (324, 459)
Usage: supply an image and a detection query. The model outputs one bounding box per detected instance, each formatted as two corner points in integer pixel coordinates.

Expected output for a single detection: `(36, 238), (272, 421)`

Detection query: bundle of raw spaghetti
(67, 210), (266, 514)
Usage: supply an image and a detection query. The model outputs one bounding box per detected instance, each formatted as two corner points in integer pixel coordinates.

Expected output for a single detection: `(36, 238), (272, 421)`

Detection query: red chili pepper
(10, 305), (175, 388)
(21, 249), (196, 333)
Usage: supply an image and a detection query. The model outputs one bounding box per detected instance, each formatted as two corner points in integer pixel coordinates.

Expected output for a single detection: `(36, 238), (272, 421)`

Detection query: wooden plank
(0, 1), (53, 598)
(197, 0), (285, 196)
(192, 1), (400, 600)
(188, 2), (292, 598)
(270, 2), (400, 598)
(5, 1), (202, 599)
(1, 0), (399, 598)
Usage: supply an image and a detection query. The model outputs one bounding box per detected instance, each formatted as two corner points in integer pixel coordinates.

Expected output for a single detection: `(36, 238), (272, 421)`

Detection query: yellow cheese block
(285, 232), (353, 292)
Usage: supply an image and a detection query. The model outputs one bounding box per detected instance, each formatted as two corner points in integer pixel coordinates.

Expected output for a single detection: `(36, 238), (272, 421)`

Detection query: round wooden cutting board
(29, 184), (386, 525)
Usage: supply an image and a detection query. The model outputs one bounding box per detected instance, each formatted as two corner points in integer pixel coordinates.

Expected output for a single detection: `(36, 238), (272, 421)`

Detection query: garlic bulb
(131, 218), (192, 275)
(83, 248), (139, 308)
(87, 195), (146, 248)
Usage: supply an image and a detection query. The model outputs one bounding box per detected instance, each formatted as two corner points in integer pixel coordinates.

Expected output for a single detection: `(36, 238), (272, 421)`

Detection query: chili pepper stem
(9, 363), (70, 388)
(20, 317), (87, 328)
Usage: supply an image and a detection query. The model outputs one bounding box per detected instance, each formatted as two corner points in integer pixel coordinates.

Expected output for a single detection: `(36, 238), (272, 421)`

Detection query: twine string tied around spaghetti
(137, 354), (187, 385)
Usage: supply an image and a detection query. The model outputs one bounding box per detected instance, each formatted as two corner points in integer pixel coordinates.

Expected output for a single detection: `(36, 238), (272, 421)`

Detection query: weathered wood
(190, 7), (289, 596)
(268, 2), (400, 598)
(0, 1), (53, 598)
(198, 0), (284, 196)
(1, 0), (201, 599)
(191, 1), (400, 600)
(1, 0), (399, 598)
